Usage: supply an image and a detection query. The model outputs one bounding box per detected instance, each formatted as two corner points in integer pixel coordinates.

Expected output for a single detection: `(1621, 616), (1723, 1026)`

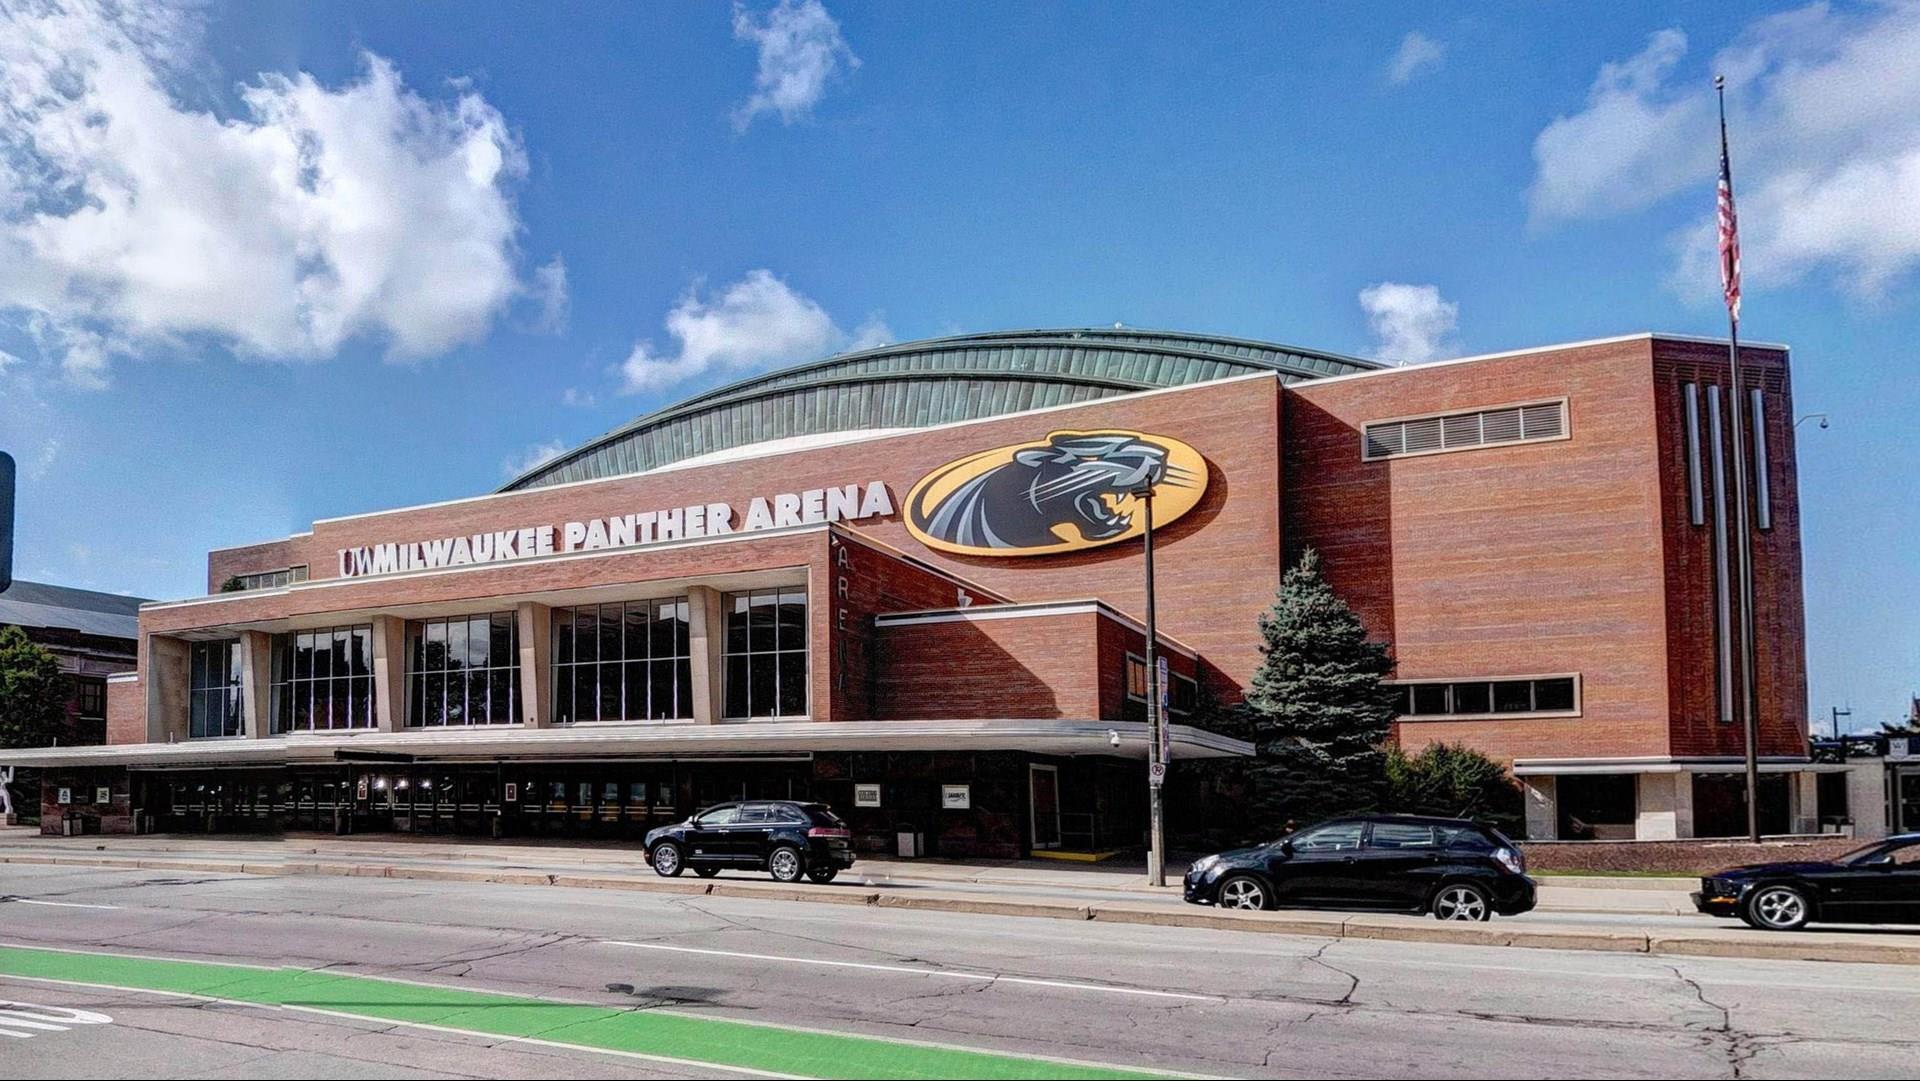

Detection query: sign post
(1133, 484), (1167, 888)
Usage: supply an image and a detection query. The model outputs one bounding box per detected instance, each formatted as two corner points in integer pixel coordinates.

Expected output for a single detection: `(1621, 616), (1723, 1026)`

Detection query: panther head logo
(904, 430), (1207, 556)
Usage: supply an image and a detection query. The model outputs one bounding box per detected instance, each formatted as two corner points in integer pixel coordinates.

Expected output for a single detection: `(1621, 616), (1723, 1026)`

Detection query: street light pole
(1831, 706), (1852, 742)
(1134, 484), (1166, 888)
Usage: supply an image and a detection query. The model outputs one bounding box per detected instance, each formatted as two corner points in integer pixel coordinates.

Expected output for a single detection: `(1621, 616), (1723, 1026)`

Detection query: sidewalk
(8, 831), (1910, 965)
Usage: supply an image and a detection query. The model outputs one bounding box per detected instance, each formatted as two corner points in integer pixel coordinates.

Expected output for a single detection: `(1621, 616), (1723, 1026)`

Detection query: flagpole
(1717, 74), (1764, 843)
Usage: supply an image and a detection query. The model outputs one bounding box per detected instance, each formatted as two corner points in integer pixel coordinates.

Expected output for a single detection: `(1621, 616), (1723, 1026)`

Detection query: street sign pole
(1135, 485), (1166, 888)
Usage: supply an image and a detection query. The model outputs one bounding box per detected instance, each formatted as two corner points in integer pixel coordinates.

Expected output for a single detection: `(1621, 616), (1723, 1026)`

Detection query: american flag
(1717, 124), (1741, 321)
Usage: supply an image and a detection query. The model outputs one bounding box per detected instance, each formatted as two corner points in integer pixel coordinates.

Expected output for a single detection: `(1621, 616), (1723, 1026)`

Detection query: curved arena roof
(500, 327), (1383, 491)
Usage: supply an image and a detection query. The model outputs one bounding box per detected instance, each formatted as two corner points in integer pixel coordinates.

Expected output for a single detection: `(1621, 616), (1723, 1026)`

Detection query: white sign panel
(1891, 737), (1911, 761)
(941, 784), (971, 810)
(56, 787), (71, 805)
(854, 783), (882, 808)
(338, 481), (894, 578)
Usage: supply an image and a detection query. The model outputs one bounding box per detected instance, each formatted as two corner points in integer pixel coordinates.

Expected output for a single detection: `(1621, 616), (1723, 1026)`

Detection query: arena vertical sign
(0, 450), (14, 593)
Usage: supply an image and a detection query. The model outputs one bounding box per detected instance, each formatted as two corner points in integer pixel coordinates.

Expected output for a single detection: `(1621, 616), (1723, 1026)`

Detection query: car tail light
(808, 827), (850, 838)
(1494, 847), (1526, 875)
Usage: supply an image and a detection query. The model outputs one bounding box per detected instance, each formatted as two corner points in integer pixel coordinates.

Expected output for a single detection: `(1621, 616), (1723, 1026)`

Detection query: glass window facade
(723, 588), (808, 719)
(408, 613), (521, 726)
(552, 598), (692, 723)
(271, 625), (375, 732)
(189, 639), (245, 738)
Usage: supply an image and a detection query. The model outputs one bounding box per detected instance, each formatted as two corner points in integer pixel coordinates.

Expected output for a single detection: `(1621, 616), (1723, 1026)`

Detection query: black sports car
(1694, 832), (1920, 930)
(1183, 814), (1536, 920)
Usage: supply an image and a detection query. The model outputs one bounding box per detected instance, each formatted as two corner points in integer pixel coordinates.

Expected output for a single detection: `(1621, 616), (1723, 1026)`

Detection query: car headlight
(1189, 854), (1222, 876)
(1493, 847), (1525, 875)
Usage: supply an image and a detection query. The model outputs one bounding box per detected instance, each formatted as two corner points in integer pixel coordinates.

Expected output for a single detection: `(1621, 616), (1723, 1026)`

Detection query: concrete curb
(9, 852), (1918, 967)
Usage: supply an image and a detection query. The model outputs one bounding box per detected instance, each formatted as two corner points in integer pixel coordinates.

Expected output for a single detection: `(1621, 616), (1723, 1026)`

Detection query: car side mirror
(1278, 839), (1295, 857)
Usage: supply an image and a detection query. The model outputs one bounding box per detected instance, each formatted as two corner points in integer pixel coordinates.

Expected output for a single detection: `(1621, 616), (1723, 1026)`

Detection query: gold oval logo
(903, 430), (1208, 557)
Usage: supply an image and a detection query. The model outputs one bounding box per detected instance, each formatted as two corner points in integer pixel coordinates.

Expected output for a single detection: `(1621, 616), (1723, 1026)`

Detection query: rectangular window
(1389, 675), (1581, 720)
(551, 598), (692, 722)
(230, 566), (306, 592)
(74, 677), (107, 719)
(270, 625), (375, 733)
(1683, 382), (1705, 526)
(1124, 654), (1198, 716)
(407, 612), (519, 726)
(1750, 386), (1771, 531)
(188, 639), (245, 738)
(723, 588), (807, 719)
(1361, 399), (1568, 462)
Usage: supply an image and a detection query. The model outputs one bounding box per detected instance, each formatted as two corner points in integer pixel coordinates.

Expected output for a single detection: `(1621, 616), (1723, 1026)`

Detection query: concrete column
(687, 586), (724, 725)
(1674, 771), (1696, 839)
(1789, 770), (1820, 835)
(1846, 761), (1890, 840)
(1634, 773), (1680, 840)
(1522, 775), (1558, 840)
(516, 602), (551, 728)
(238, 630), (273, 738)
(144, 635), (190, 743)
(371, 616), (407, 731)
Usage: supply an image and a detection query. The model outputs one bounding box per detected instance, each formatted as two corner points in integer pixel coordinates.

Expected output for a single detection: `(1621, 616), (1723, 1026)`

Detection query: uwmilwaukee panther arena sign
(337, 481), (895, 578)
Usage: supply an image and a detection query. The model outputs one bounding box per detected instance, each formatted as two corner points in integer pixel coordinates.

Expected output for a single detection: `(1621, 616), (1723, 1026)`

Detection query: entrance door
(1898, 769), (1920, 833)
(1030, 765), (1062, 850)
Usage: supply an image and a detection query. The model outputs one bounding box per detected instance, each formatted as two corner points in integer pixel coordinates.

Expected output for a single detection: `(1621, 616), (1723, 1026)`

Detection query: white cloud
(619, 269), (889, 393)
(0, 0), (542, 386)
(502, 438), (567, 479)
(1530, 3), (1920, 299)
(1387, 31), (1446, 86)
(731, 0), (859, 132)
(1358, 281), (1458, 364)
(560, 386), (596, 408)
(528, 255), (569, 334)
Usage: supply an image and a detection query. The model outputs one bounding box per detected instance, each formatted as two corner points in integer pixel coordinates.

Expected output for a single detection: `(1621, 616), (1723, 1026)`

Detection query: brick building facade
(0, 328), (1817, 847)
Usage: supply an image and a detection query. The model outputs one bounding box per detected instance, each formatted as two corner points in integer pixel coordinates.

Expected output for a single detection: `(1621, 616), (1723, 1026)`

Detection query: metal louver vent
(1360, 399), (1567, 461)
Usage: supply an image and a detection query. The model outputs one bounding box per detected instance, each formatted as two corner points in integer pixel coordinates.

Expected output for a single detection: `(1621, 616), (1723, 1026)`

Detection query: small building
(0, 580), (145, 746)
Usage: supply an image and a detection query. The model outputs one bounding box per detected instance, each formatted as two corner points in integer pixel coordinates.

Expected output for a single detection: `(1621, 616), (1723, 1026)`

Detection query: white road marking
(602, 939), (1218, 1001)
(2, 898), (120, 910)
(0, 1000), (113, 1039)
(1344, 954), (1920, 995)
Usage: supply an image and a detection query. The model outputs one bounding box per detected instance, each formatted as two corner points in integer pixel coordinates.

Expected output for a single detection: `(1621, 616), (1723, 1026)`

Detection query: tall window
(189, 639), (244, 738)
(73, 677), (107, 719)
(724, 588), (807, 719)
(271, 625), (375, 732)
(552, 598), (692, 723)
(409, 613), (520, 726)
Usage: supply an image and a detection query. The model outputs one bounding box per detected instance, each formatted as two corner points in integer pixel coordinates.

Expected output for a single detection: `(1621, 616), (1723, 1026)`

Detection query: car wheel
(650, 842), (685, 878)
(768, 845), (804, 883)
(1744, 885), (1811, 931)
(1432, 883), (1492, 921)
(806, 865), (839, 884)
(1216, 875), (1269, 911)
(694, 866), (720, 878)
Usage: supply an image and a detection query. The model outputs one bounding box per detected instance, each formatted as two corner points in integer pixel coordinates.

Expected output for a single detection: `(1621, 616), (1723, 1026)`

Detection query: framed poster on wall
(941, 784), (970, 810)
(854, 783), (881, 807)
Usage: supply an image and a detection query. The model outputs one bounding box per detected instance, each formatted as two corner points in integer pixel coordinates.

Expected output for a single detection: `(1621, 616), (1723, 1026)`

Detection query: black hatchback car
(1694, 832), (1920, 931)
(644, 801), (855, 884)
(1183, 815), (1536, 920)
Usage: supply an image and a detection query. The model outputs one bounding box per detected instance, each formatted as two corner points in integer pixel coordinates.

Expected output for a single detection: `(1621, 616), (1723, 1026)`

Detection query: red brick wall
(1285, 339), (1674, 763)
(184, 376), (1285, 703)
(1651, 339), (1807, 758)
(826, 529), (1010, 722)
(207, 537), (300, 593)
(873, 611), (1103, 719)
(105, 676), (143, 745)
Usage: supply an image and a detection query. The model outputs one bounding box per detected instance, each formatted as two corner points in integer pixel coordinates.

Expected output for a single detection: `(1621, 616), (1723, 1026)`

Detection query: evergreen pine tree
(1245, 548), (1396, 830)
(0, 625), (69, 750)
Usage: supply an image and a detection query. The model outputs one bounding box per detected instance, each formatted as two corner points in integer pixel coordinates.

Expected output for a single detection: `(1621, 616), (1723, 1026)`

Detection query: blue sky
(0, 1), (1915, 729)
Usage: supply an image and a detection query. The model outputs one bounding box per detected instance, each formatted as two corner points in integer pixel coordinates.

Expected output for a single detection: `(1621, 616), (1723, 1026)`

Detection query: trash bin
(62, 814), (80, 837)
(333, 807), (351, 835)
(896, 826), (924, 858)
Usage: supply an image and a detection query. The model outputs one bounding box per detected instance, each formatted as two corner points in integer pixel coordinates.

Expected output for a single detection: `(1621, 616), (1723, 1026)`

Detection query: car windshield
(1838, 839), (1914, 865)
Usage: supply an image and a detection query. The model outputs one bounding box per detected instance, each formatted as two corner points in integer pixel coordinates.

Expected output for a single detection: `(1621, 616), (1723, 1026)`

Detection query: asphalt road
(3, 864), (1919, 1079)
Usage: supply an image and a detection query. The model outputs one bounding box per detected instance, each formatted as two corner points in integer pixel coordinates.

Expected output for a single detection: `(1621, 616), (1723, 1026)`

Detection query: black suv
(645, 801), (856, 884)
(1183, 814), (1536, 920)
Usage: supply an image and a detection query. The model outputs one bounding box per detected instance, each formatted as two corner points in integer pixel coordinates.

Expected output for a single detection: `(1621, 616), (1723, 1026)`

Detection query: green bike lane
(0, 943), (1185, 1080)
